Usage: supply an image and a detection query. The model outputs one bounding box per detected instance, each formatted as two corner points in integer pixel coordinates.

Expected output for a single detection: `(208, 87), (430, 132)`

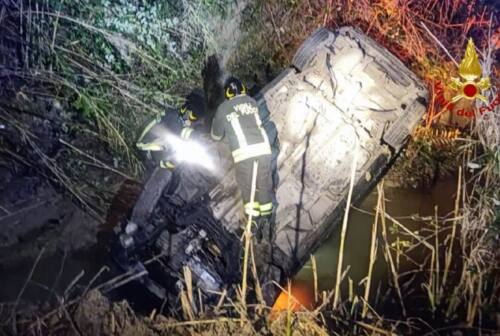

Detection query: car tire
(292, 27), (331, 72)
(130, 167), (173, 227)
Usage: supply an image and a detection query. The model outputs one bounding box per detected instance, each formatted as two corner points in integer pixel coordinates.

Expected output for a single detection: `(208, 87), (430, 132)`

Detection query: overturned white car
(111, 26), (428, 306)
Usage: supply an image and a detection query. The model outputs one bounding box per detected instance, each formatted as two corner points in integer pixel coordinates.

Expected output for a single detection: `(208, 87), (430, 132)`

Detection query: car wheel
(292, 27), (331, 72)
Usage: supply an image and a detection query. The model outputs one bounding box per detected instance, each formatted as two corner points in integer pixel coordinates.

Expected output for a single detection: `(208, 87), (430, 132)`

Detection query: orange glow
(271, 282), (314, 313)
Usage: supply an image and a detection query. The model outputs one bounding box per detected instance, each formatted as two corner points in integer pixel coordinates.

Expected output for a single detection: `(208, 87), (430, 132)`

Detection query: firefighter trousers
(234, 154), (273, 217)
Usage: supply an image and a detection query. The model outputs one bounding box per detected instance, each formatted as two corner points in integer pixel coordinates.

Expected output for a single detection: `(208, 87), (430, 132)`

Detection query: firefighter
(211, 77), (274, 238)
(129, 89), (207, 230)
(136, 89), (206, 169)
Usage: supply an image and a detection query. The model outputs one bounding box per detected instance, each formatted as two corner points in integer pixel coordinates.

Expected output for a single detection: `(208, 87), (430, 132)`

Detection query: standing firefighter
(211, 77), (274, 238)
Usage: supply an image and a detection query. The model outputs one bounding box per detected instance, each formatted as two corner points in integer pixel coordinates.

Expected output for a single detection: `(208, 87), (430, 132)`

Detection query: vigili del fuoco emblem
(449, 38), (490, 103)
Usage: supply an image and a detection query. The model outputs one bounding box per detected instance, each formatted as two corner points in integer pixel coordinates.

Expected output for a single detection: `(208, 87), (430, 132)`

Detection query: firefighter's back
(215, 95), (271, 162)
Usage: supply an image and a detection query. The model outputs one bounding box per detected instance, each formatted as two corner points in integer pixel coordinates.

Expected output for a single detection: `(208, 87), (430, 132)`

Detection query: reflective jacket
(211, 95), (271, 163)
(136, 108), (194, 168)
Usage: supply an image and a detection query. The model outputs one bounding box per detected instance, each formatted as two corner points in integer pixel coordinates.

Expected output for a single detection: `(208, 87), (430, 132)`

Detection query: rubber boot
(251, 218), (263, 243)
(259, 216), (275, 243)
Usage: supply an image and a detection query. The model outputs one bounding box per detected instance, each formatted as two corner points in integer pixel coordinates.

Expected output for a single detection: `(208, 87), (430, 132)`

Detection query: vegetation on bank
(1, 0), (238, 218)
(0, 0), (498, 335)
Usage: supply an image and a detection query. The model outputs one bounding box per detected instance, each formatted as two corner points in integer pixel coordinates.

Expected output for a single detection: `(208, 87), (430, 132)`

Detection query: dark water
(0, 179), (458, 312)
(0, 181), (138, 306)
(294, 178), (457, 299)
(0, 242), (109, 304)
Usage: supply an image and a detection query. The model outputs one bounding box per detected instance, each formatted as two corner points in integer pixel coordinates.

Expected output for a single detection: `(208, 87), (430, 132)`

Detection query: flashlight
(163, 133), (215, 171)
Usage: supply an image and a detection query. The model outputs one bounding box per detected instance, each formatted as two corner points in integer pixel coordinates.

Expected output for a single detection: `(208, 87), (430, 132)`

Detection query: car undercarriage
(110, 26), (428, 308)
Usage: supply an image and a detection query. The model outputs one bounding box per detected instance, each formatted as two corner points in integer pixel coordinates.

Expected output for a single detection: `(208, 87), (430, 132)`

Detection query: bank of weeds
(1, 0), (235, 217)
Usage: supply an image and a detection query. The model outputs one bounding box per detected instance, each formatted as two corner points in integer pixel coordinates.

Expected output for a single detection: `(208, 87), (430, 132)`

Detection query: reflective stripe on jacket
(136, 109), (194, 152)
(180, 127), (194, 139)
(211, 95), (271, 163)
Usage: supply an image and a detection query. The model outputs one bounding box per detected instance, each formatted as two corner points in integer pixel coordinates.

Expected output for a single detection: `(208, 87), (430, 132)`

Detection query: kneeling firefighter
(136, 89), (206, 170)
(211, 77), (274, 240)
(128, 89), (208, 231)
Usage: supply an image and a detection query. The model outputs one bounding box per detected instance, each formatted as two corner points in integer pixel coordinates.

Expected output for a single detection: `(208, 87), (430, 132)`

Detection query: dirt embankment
(14, 289), (317, 336)
(73, 290), (155, 336)
(0, 175), (99, 267)
(0, 95), (103, 268)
